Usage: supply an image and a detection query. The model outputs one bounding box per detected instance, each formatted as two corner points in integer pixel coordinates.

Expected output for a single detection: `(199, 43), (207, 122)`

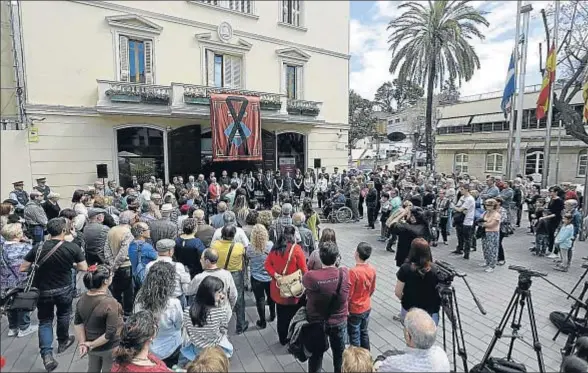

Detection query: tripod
(553, 281), (588, 357)
(568, 261), (588, 299)
(478, 271), (545, 373)
(438, 282), (469, 373)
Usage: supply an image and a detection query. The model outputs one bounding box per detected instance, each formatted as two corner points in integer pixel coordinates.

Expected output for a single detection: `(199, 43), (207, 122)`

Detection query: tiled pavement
(2, 218), (588, 372)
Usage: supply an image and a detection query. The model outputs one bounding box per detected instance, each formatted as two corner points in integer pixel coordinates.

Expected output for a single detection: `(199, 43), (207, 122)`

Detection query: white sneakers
(7, 324), (38, 338)
(546, 253), (559, 259)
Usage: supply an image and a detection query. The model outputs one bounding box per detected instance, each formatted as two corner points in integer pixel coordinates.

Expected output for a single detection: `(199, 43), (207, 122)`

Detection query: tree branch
(561, 51), (588, 100)
(542, 8), (551, 48)
(554, 96), (588, 145)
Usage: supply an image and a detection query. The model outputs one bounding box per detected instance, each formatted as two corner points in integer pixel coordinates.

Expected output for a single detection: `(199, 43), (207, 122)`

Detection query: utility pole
(513, 3), (533, 177)
(542, 0), (560, 188)
(506, 0), (522, 180)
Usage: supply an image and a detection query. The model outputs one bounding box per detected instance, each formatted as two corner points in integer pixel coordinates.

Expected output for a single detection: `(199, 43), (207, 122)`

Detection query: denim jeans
(308, 322), (347, 373)
(347, 310), (370, 350)
(230, 270), (246, 332)
(7, 309), (31, 330)
(456, 224), (473, 254)
(37, 285), (74, 357)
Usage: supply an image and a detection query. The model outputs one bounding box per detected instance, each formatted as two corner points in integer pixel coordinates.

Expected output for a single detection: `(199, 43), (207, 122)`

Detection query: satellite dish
(387, 132), (407, 142)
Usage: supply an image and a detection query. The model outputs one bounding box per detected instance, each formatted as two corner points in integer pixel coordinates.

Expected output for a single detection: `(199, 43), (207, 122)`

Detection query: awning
(437, 116), (472, 128)
(470, 113), (506, 124)
(473, 142), (508, 150)
(436, 143), (475, 150)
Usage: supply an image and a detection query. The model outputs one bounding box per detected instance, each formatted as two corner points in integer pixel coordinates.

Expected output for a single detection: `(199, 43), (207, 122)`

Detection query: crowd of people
(0, 166), (586, 373)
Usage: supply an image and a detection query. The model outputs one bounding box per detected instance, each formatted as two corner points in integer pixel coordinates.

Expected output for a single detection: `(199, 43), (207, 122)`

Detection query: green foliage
(438, 79), (461, 105)
(392, 79), (425, 110)
(349, 90), (377, 149)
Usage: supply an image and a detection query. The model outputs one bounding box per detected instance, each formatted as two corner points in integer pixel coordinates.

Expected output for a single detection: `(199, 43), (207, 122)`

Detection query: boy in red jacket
(347, 242), (377, 350)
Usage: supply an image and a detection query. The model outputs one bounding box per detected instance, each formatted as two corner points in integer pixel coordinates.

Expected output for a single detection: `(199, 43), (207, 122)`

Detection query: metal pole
(554, 120), (562, 184)
(506, 0), (523, 180)
(513, 3), (533, 178)
(542, 0), (560, 188)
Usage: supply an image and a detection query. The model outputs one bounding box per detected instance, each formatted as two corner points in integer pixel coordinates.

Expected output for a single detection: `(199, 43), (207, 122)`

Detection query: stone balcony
(97, 80), (323, 123)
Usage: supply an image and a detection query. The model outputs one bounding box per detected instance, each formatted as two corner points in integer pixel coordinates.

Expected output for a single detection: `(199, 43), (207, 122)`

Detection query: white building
(1, 0), (350, 197)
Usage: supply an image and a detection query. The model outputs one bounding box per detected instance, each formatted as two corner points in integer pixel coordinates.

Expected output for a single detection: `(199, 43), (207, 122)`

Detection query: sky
(349, 1), (551, 101)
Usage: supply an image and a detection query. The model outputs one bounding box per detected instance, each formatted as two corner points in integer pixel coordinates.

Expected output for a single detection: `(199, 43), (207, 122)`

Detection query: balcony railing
(97, 80), (322, 119)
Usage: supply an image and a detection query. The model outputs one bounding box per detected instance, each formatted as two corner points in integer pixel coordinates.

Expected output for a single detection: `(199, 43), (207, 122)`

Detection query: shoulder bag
(276, 245), (304, 298)
(224, 242), (236, 270)
(5, 240), (64, 312)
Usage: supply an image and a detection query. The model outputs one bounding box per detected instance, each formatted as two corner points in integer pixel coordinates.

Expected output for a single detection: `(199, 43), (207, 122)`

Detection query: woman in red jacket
(265, 225), (308, 345)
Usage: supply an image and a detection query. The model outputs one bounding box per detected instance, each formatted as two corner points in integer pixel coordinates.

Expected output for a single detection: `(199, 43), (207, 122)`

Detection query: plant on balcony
(287, 102), (320, 117)
(184, 90), (210, 105)
(301, 107), (320, 116)
(105, 88), (142, 103)
(260, 98), (281, 111)
(142, 91), (170, 105)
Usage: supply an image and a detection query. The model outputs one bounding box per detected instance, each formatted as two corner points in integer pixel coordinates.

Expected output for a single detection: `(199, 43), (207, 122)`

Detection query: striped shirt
(183, 306), (229, 349)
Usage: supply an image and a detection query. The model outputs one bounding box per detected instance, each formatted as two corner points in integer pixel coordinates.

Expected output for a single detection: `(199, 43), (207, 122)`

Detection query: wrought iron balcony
(287, 99), (322, 117)
(97, 80), (172, 115)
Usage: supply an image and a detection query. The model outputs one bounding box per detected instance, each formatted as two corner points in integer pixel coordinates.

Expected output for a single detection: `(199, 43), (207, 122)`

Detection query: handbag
(276, 245), (304, 298)
(453, 211), (465, 226)
(500, 222), (514, 237)
(5, 240), (64, 312)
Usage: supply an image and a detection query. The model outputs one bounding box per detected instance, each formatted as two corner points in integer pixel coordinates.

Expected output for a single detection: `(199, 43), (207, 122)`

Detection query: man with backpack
(128, 222), (157, 293)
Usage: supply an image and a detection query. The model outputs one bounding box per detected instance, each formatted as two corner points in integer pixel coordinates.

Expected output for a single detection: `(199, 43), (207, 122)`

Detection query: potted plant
(301, 107), (320, 116)
(260, 98), (282, 111)
(105, 88), (142, 103)
(184, 90), (209, 105)
(142, 90), (170, 105)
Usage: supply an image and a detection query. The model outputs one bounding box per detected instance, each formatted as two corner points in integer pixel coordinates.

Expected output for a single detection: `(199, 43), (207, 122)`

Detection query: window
(454, 153), (469, 173)
(206, 50), (242, 88)
(281, 0), (300, 26)
(525, 151), (544, 176)
(486, 153), (503, 173)
(119, 36), (153, 84)
(578, 150), (587, 177)
(196, 0), (253, 14)
(283, 63), (302, 99)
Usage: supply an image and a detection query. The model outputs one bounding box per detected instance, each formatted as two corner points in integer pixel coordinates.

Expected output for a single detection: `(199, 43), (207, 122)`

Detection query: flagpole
(513, 3), (533, 178)
(506, 0), (522, 180)
(542, 0), (560, 188)
(554, 120), (562, 184)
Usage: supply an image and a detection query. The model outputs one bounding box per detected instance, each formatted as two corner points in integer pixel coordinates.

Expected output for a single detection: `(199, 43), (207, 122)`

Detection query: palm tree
(387, 0), (489, 171)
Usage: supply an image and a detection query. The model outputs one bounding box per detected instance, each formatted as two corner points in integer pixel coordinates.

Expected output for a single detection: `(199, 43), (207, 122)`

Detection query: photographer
(394, 238), (440, 325)
(389, 207), (432, 268)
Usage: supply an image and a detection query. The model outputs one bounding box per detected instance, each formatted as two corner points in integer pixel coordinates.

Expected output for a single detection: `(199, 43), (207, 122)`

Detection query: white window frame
(485, 153), (504, 173)
(205, 50), (244, 89)
(276, 48), (310, 100)
(188, 0), (258, 18)
(116, 34), (155, 84)
(578, 149), (587, 177)
(107, 16), (162, 84)
(279, 0), (305, 29)
(196, 33), (251, 89)
(525, 151), (544, 175)
(454, 153), (469, 174)
(282, 63), (303, 99)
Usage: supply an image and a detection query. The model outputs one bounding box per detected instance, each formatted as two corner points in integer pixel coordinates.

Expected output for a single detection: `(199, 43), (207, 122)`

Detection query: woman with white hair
(0, 223), (38, 337)
(43, 192), (61, 220)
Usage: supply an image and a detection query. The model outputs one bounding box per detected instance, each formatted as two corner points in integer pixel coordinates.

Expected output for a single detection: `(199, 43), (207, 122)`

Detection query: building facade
(1, 0), (350, 197)
(435, 85), (586, 184)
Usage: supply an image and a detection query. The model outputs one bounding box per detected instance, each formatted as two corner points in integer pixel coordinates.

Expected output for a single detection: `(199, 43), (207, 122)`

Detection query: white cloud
(350, 1), (548, 101)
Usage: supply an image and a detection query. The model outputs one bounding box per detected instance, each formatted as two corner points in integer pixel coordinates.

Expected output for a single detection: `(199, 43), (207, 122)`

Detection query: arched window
(578, 149), (587, 177)
(486, 153), (503, 173)
(454, 153), (469, 173)
(525, 150), (544, 176)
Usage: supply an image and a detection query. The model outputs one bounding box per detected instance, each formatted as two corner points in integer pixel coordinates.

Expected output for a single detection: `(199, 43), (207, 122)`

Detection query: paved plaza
(2, 219), (588, 372)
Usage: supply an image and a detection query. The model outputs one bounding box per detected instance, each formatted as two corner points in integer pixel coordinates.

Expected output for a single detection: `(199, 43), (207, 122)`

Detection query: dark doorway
(116, 126), (165, 188)
(277, 132), (305, 174)
(168, 125), (201, 181)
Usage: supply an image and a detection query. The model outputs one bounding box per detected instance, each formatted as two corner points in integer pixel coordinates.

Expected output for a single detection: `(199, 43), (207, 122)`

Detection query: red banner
(210, 93), (262, 162)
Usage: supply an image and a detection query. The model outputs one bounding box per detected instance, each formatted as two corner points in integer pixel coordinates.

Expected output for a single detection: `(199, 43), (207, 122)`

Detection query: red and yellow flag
(583, 78), (588, 123)
(536, 44), (556, 120)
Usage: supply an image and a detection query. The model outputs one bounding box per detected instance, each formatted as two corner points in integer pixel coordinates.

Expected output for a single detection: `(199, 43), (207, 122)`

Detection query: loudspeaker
(314, 158), (321, 168)
(96, 164), (108, 179)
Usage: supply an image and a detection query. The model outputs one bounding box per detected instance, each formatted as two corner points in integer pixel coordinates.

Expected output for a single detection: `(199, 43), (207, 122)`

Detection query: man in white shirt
(452, 184), (476, 260)
(146, 238), (190, 306)
(211, 211), (250, 247)
(376, 308), (450, 372)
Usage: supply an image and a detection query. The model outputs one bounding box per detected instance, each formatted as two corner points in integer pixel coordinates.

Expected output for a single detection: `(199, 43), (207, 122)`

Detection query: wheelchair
(323, 199), (353, 223)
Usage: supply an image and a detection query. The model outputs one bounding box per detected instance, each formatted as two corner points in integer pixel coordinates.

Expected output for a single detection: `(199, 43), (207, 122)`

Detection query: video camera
(435, 260), (466, 283)
(508, 265), (547, 278)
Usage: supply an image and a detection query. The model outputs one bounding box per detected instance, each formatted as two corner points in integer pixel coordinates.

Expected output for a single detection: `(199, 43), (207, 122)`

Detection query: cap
(161, 203), (173, 213)
(36, 177), (47, 182)
(179, 204), (190, 214)
(88, 208), (107, 218)
(156, 239), (175, 252)
(12, 181), (24, 186)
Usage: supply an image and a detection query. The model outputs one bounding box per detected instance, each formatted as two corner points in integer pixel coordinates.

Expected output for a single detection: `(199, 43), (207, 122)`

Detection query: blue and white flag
(501, 50), (516, 117)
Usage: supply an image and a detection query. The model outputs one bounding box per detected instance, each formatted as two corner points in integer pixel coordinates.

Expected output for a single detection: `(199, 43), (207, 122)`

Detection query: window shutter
(231, 56), (242, 88)
(296, 66), (303, 99)
(119, 35), (130, 82)
(206, 50), (215, 86)
(280, 63), (287, 95)
(282, 0), (288, 22)
(292, 0), (300, 26)
(144, 40), (154, 84)
(224, 55), (233, 88)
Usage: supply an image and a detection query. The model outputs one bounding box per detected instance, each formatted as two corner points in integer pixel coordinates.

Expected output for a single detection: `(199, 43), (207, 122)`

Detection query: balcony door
(168, 125), (201, 181)
(116, 126), (165, 188)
